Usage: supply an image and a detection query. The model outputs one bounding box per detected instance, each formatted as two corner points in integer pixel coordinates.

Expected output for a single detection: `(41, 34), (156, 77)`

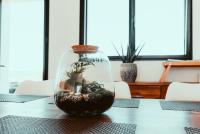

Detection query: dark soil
(54, 89), (114, 116)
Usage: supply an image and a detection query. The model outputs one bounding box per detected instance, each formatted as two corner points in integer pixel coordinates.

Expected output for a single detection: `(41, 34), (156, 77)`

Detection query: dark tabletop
(0, 97), (200, 134)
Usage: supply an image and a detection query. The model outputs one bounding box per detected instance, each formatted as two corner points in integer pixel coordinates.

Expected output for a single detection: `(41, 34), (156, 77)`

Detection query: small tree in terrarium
(60, 60), (94, 93)
(54, 45), (115, 116)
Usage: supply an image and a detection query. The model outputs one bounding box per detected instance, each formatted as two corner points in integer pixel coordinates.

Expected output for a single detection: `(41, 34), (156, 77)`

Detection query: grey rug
(112, 99), (140, 108)
(0, 115), (137, 134)
(0, 94), (48, 103)
(185, 127), (200, 134)
(160, 101), (200, 112)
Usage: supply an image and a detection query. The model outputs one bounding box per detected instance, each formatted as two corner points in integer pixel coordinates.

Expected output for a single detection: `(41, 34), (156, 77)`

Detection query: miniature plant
(81, 81), (104, 94)
(63, 60), (95, 92)
(113, 43), (144, 63)
(66, 60), (94, 79)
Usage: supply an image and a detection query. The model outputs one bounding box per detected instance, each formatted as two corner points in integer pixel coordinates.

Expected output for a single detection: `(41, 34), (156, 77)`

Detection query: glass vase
(54, 45), (115, 116)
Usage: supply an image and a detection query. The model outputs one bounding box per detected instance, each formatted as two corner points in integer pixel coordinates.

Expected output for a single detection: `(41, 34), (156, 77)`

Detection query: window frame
(79, 0), (193, 60)
(0, 0), (49, 80)
(43, 0), (49, 80)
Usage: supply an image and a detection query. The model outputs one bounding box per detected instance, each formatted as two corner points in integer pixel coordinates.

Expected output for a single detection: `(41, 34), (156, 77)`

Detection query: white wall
(49, 0), (200, 82)
(193, 0), (200, 59)
(49, 0), (80, 79)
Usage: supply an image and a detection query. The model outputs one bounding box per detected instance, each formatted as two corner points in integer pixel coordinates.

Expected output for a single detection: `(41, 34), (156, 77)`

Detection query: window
(80, 0), (192, 60)
(0, 0), (49, 93)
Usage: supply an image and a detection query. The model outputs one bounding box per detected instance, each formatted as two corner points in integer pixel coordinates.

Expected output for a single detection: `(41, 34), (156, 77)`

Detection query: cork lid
(72, 45), (98, 53)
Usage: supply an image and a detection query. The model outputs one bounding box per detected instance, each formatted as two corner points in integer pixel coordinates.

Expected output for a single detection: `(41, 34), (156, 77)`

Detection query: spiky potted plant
(113, 44), (144, 82)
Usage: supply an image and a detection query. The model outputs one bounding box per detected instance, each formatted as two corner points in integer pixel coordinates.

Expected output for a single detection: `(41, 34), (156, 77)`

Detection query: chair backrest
(165, 82), (200, 102)
(15, 80), (55, 96)
(15, 80), (131, 99)
(114, 81), (131, 99)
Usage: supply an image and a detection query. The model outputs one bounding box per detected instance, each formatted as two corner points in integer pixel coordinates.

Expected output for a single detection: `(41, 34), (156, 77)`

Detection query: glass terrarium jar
(54, 45), (115, 116)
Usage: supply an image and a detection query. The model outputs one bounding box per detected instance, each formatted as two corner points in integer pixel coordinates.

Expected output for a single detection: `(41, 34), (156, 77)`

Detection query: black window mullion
(129, 0), (135, 51)
(0, 0), (2, 66)
(43, 0), (49, 80)
(185, 0), (193, 60)
(79, 0), (86, 44)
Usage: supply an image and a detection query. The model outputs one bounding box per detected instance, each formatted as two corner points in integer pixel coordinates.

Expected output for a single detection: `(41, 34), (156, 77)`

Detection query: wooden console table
(159, 61), (200, 82)
(128, 82), (170, 99)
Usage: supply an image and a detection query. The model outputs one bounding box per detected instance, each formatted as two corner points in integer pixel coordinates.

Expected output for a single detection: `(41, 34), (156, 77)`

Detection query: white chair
(114, 81), (131, 99)
(15, 80), (55, 96)
(15, 80), (131, 99)
(165, 82), (200, 102)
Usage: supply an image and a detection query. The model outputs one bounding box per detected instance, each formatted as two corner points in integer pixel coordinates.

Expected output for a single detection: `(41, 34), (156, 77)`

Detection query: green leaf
(112, 43), (126, 62)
